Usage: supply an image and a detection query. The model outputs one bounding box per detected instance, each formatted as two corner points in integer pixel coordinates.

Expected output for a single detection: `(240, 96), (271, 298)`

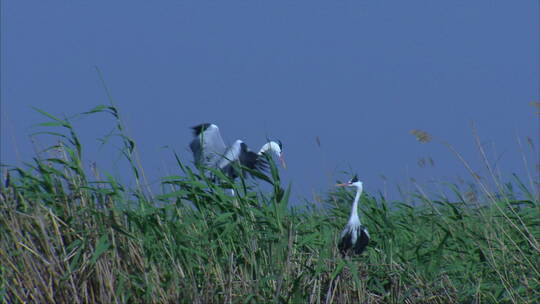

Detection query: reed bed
(1, 106), (538, 303)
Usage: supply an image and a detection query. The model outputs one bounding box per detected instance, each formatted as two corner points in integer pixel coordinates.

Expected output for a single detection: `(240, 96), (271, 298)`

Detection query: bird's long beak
(279, 154), (287, 169)
(335, 183), (348, 187)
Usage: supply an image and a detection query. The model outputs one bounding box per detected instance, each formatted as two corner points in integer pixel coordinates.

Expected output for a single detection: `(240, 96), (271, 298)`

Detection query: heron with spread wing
(189, 123), (286, 181)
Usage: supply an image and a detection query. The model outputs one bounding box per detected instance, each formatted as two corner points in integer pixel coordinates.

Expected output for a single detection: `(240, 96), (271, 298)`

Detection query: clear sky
(2, 1), (539, 202)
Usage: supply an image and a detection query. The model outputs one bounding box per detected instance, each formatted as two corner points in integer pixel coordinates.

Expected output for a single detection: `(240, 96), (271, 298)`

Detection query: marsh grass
(1, 106), (539, 303)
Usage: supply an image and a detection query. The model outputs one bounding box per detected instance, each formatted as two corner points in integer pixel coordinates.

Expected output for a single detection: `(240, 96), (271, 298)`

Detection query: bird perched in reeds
(336, 175), (370, 256)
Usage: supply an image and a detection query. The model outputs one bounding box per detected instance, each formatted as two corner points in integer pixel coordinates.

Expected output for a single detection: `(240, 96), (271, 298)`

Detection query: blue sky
(2, 1), (538, 202)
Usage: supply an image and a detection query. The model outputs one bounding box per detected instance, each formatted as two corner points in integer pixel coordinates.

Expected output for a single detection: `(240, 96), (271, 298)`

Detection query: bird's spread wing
(253, 152), (270, 172)
(190, 124), (227, 168)
(241, 143), (272, 177)
(217, 140), (242, 169)
(240, 150), (260, 170)
(216, 140), (242, 178)
(238, 143), (266, 171)
(217, 142), (270, 179)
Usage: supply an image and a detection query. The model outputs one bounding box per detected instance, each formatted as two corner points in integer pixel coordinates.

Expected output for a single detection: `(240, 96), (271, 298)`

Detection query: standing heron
(336, 175), (370, 256)
(189, 123), (286, 181)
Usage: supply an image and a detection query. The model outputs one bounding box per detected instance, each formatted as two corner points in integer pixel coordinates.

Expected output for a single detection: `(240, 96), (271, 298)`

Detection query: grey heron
(336, 175), (370, 256)
(189, 123), (286, 181)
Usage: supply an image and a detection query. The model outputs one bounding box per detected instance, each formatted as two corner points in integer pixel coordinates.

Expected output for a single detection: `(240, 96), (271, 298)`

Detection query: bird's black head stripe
(350, 174), (359, 183)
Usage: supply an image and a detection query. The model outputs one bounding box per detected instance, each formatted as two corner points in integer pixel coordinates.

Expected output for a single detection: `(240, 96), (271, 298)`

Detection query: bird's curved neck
(349, 187), (362, 224)
(258, 142), (280, 156)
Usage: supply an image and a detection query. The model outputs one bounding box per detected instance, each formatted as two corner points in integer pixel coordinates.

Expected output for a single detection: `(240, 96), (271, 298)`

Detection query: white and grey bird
(189, 123), (286, 180)
(336, 175), (370, 256)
